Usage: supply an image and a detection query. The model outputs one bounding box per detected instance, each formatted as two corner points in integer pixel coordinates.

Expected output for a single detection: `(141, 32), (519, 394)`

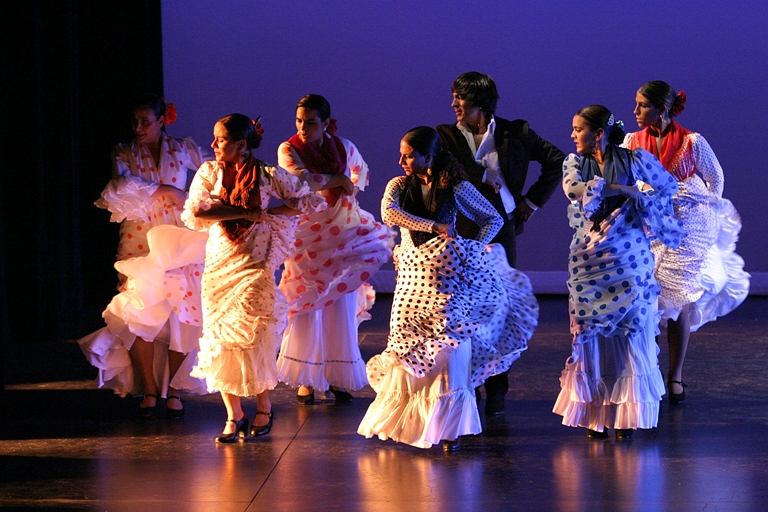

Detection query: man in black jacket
(436, 71), (565, 415)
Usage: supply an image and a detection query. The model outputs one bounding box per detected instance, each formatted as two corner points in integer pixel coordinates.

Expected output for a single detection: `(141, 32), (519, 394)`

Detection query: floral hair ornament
(615, 119), (624, 130)
(607, 113), (615, 126)
(164, 102), (178, 125)
(326, 117), (339, 135)
(252, 116), (264, 141)
(671, 90), (687, 117)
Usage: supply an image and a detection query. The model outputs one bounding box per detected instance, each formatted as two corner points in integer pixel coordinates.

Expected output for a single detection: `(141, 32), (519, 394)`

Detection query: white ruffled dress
(623, 131), (749, 331)
(78, 135), (208, 397)
(182, 160), (325, 397)
(358, 177), (538, 448)
(553, 149), (685, 431)
(276, 136), (395, 392)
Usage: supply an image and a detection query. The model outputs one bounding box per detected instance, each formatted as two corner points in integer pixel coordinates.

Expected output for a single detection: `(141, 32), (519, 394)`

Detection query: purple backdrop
(161, 0), (767, 286)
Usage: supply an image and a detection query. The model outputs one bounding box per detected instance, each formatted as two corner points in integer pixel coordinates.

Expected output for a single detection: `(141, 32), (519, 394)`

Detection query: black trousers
(458, 213), (519, 399)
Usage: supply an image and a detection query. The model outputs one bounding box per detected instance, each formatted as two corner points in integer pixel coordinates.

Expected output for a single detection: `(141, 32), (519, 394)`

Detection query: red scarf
(287, 132), (347, 206)
(220, 156), (261, 242)
(631, 120), (691, 171)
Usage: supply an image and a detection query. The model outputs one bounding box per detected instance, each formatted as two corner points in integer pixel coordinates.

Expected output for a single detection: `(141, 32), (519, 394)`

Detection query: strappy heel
(668, 379), (687, 405)
(215, 417), (249, 443)
(249, 410), (274, 437)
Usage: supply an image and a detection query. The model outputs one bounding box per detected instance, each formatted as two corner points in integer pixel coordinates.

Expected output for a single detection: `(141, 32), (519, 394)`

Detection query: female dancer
(79, 95), (206, 417)
(358, 127), (538, 451)
(183, 114), (324, 442)
(553, 105), (685, 440)
(277, 94), (393, 404)
(624, 81), (749, 403)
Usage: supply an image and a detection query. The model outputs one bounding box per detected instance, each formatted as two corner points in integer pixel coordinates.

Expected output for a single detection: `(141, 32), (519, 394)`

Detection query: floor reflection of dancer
(277, 94), (393, 405)
(624, 81), (750, 404)
(553, 105), (684, 440)
(183, 114), (325, 442)
(358, 127), (537, 451)
(79, 94), (206, 418)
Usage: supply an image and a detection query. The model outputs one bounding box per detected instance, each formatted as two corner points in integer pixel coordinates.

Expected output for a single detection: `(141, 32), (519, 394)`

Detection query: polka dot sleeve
(562, 153), (604, 215)
(262, 164), (326, 214)
(453, 181), (504, 244)
(631, 148), (684, 249)
(691, 134), (724, 198)
(342, 139), (370, 191)
(181, 161), (220, 231)
(380, 176), (435, 233)
(277, 141), (333, 192)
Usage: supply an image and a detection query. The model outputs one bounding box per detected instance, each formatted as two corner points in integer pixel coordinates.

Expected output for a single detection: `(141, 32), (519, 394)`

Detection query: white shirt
(457, 116), (539, 215)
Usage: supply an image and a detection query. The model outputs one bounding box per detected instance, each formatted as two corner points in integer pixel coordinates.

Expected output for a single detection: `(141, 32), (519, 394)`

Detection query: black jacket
(437, 117), (565, 236)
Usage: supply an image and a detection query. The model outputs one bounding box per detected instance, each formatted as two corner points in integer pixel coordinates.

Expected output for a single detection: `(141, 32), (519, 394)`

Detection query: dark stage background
(1, 1), (766, 387)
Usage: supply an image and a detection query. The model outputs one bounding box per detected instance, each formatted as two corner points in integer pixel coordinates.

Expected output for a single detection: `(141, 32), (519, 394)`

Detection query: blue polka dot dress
(553, 148), (684, 432)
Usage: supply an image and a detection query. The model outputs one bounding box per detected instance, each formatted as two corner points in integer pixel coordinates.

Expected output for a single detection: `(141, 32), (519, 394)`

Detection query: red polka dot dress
(78, 134), (207, 397)
(276, 136), (395, 393)
(182, 161), (325, 397)
(357, 177), (538, 448)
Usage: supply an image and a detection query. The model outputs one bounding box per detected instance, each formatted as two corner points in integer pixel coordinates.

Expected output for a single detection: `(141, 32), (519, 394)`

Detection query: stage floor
(2, 295), (768, 511)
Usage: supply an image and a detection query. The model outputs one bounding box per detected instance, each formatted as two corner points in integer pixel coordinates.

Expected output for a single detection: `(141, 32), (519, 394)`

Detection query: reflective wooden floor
(2, 295), (767, 511)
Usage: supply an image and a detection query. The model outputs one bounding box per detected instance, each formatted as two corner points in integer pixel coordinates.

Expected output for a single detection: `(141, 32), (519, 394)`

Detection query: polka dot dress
(624, 131), (749, 327)
(97, 135), (204, 288)
(182, 161), (325, 397)
(358, 178), (538, 448)
(79, 135), (207, 397)
(553, 148), (684, 432)
(276, 138), (395, 392)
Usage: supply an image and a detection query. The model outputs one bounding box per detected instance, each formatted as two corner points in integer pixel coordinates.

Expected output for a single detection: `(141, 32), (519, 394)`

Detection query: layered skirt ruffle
(358, 238), (538, 448)
(280, 196), (395, 318)
(553, 305), (665, 431)
(191, 217), (295, 397)
(655, 197), (750, 330)
(78, 224), (209, 397)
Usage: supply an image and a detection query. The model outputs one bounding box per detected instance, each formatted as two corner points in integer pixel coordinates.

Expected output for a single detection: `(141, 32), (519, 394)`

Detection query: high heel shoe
(166, 395), (185, 419)
(587, 429), (608, 439)
(215, 417), (249, 443)
(615, 429), (634, 441)
(329, 386), (353, 403)
(249, 409), (274, 437)
(139, 394), (157, 418)
(297, 389), (315, 405)
(668, 379), (687, 405)
(442, 438), (461, 452)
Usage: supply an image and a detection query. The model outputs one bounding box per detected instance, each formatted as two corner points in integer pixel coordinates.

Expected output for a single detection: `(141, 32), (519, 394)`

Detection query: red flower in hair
(164, 103), (178, 125)
(326, 117), (338, 135)
(252, 118), (264, 141)
(671, 91), (687, 117)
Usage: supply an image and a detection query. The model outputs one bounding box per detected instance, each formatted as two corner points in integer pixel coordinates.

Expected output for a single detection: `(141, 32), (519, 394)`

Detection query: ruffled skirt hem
(357, 387), (481, 448)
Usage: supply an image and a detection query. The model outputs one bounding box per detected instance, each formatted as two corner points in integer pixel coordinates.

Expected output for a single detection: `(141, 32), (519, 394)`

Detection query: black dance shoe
(668, 379), (687, 405)
(249, 410), (274, 437)
(166, 395), (185, 419)
(329, 386), (353, 403)
(215, 417), (249, 443)
(139, 394), (157, 418)
(485, 395), (505, 416)
(587, 429), (609, 439)
(442, 439), (461, 452)
(297, 390), (315, 405)
(615, 429), (634, 441)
